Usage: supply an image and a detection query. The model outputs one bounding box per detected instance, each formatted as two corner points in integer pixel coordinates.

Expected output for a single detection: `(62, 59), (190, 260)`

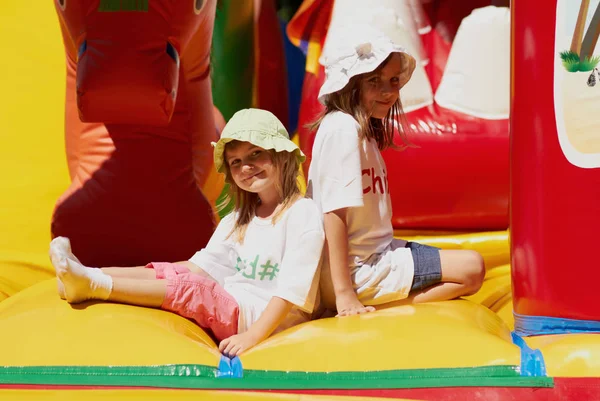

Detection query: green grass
(560, 50), (580, 63)
(579, 55), (600, 71)
(560, 50), (600, 72)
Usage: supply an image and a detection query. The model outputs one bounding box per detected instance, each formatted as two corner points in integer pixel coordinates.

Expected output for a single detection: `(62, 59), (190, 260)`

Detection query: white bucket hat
(318, 25), (417, 105)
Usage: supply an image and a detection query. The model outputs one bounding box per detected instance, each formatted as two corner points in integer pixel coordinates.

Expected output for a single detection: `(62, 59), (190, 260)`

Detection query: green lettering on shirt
(234, 257), (243, 272)
(258, 260), (280, 281)
(242, 255), (259, 280)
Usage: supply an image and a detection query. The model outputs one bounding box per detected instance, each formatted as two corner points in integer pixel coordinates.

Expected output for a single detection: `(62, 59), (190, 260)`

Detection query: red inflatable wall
(51, 0), (218, 267)
(511, 0), (600, 321)
(290, 0), (509, 231)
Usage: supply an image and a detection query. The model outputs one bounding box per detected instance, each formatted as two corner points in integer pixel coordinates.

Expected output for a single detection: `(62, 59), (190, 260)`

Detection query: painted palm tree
(581, 1), (600, 60)
(571, 0), (590, 55)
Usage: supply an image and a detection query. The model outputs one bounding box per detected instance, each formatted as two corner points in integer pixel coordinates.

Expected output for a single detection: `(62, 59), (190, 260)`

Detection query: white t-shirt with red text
(307, 111), (414, 308)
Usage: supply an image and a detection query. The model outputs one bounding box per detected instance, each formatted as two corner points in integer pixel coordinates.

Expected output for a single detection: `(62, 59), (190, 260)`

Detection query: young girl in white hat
(308, 27), (485, 316)
(49, 108), (324, 357)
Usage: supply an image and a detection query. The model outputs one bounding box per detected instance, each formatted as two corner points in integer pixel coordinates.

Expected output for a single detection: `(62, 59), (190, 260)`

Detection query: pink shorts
(146, 262), (239, 341)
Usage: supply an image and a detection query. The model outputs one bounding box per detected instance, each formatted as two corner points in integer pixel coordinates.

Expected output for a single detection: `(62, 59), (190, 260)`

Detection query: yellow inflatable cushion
(0, 1), (69, 302)
(495, 300), (514, 330)
(0, 280), (520, 372)
(398, 230), (509, 270)
(0, 280), (219, 367)
(242, 299), (519, 372)
(464, 264), (512, 310)
(526, 334), (600, 377)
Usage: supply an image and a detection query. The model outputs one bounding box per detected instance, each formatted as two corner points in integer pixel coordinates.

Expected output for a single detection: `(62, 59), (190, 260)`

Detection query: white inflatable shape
(434, 6), (511, 120)
(321, 0), (434, 112)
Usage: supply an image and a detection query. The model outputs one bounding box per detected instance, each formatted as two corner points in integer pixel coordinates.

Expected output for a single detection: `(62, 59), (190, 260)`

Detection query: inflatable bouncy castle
(1, 1), (600, 400)
(290, 0), (510, 231)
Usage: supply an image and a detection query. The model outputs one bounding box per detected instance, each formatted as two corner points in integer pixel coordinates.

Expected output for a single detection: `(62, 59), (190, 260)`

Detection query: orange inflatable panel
(51, 0), (218, 267)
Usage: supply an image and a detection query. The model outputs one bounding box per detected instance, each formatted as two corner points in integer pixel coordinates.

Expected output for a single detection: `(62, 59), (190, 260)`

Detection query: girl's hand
(219, 332), (260, 357)
(336, 291), (376, 316)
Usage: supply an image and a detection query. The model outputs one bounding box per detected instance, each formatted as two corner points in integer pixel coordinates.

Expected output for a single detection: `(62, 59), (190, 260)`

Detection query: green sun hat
(212, 108), (306, 173)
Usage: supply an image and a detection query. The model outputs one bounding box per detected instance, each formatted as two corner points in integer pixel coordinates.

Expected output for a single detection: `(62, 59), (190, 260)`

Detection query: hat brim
(318, 50), (416, 105)
(212, 130), (306, 173)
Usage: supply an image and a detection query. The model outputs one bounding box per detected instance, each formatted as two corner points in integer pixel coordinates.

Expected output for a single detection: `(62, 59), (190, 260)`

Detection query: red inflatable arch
(51, 0), (219, 267)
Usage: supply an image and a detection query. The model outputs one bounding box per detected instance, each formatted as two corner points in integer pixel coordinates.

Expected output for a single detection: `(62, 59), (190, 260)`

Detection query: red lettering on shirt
(362, 169), (371, 194)
(362, 167), (389, 195)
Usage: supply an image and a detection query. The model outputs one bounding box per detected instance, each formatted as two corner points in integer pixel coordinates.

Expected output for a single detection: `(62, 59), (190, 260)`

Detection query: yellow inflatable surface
(0, 0), (68, 301)
(1, 280), (519, 370)
(0, 280), (219, 367)
(243, 299), (519, 372)
(525, 335), (600, 377)
(1, 1), (597, 397)
(0, 2), (520, 383)
(400, 230), (510, 270)
(0, 279), (555, 390)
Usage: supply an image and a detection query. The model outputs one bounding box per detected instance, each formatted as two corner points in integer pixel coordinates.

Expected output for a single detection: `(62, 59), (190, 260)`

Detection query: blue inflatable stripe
(230, 356), (243, 378)
(514, 312), (600, 337)
(217, 355), (243, 378)
(166, 42), (179, 66)
(299, 40), (309, 55)
(511, 332), (546, 377)
(78, 40), (87, 60)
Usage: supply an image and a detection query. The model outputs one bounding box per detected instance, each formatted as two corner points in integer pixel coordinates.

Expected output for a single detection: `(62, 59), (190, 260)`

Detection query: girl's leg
(50, 236), (157, 280)
(108, 277), (166, 307)
(101, 267), (156, 280)
(409, 250), (485, 303)
(50, 237), (164, 305)
(381, 250), (485, 308)
(51, 251), (167, 307)
(102, 261), (211, 280)
(51, 239), (238, 341)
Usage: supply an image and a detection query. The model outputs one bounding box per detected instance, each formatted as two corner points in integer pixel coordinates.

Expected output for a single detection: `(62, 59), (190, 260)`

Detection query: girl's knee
(462, 250), (485, 295)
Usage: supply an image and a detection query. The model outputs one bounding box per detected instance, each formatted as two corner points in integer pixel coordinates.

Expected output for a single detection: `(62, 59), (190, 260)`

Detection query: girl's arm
(219, 296), (292, 357)
(324, 208), (375, 316)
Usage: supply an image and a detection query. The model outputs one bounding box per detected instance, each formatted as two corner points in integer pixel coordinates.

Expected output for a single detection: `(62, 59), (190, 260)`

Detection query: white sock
(49, 236), (82, 264)
(55, 257), (113, 303)
(57, 278), (66, 300)
(49, 237), (113, 303)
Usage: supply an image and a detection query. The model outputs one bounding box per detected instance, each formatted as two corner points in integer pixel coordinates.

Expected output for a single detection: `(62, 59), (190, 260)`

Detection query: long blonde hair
(310, 54), (413, 151)
(217, 141), (302, 243)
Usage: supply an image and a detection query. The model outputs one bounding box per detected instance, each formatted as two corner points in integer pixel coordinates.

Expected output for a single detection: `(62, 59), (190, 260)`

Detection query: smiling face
(359, 53), (405, 119)
(224, 141), (278, 197)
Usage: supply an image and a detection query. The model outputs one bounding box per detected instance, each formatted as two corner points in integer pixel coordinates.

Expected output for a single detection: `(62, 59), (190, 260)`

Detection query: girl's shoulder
(215, 211), (237, 231)
(282, 197), (323, 232)
(288, 197), (322, 217)
(318, 111), (360, 138)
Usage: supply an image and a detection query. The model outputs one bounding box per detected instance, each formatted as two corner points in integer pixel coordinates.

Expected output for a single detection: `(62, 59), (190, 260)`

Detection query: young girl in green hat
(49, 108), (324, 357)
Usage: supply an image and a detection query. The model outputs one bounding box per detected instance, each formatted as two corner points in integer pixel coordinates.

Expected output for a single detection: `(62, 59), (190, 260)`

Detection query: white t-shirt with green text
(189, 198), (324, 334)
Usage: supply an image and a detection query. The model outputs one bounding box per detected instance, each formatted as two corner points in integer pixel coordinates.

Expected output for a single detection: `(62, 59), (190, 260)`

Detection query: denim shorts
(406, 242), (442, 292)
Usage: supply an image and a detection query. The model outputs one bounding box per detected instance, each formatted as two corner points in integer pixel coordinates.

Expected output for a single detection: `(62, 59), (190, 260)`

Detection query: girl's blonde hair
(310, 54), (413, 151)
(217, 141), (302, 243)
